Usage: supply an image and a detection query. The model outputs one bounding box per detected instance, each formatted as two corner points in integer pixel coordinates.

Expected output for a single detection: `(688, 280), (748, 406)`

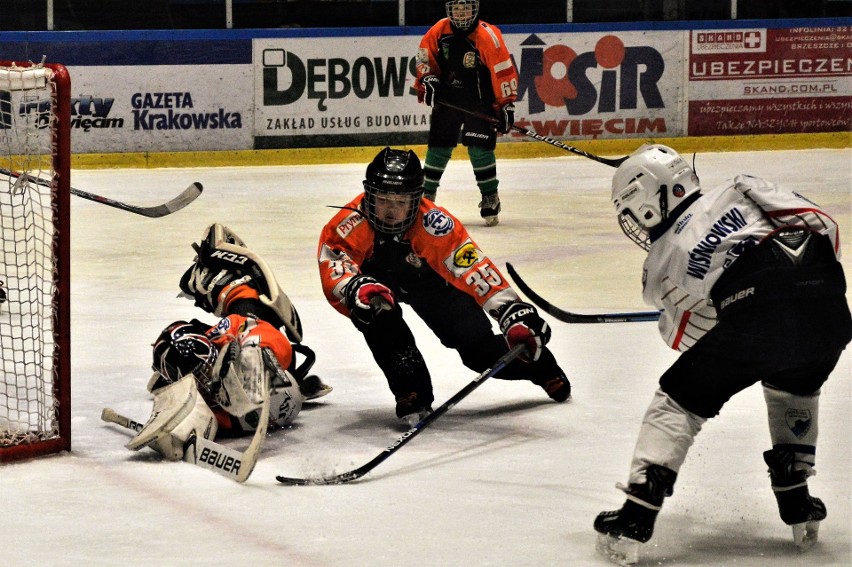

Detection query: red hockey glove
(498, 301), (551, 361)
(343, 275), (396, 326)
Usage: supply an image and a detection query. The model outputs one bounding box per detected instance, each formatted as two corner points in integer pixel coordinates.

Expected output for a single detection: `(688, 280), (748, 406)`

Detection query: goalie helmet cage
(0, 61), (71, 463)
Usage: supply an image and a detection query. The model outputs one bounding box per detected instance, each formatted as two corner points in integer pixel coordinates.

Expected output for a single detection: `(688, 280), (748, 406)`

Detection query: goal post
(0, 61), (71, 462)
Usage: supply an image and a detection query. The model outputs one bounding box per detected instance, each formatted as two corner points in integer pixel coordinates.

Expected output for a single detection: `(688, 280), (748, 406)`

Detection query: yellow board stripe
(70, 132), (851, 170)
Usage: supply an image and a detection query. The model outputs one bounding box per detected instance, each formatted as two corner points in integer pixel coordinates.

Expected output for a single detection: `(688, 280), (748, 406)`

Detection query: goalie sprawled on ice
(121, 223), (332, 465)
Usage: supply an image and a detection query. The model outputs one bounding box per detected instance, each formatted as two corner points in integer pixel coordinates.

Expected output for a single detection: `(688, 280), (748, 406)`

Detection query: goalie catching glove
(497, 301), (551, 361)
(343, 275), (396, 326)
(179, 223), (303, 343)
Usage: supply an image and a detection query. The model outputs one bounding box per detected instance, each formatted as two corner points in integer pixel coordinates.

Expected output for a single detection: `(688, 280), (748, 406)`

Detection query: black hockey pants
(660, 230), (851, 418)
(353, 278), (564, 414)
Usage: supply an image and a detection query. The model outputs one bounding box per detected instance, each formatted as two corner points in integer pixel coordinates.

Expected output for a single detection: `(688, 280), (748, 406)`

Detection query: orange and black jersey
(318, 195), (520, 319)
(415, 18), (518, 109)
(203, 286), (295, 433)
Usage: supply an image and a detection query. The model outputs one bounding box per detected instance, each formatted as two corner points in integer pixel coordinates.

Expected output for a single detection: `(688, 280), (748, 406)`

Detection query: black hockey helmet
(152, 320), (217, 384)
(362, 147), (424, 235)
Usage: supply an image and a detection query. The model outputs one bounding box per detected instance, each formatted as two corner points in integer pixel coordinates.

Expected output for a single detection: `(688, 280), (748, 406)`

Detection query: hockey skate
(399, 406), (432, 428)
(764, 448), (827, 551)
(534, 373), (571, 402)
(594, 465), (677, 566)
(395, 392), (433, 429)
(479, 192), (501, 226)
(299, 375), (333, 401)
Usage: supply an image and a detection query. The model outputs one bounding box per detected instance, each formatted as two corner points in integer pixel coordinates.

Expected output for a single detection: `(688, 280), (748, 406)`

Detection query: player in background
(414, 0), (518, 226)
(318, 147), (570, 427)
(126, 223), (331, 459)
(594, 144), (851, 563)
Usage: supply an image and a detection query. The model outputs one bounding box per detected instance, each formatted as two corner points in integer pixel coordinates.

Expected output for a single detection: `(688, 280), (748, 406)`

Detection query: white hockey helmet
(611, 144), (700, 250)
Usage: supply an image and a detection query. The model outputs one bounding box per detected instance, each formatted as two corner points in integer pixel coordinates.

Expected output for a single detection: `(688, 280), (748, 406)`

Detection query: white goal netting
(0, 63), (68, 458)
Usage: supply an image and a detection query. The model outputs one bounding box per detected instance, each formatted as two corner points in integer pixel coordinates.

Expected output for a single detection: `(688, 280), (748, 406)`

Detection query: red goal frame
(0, 61), (71, 462)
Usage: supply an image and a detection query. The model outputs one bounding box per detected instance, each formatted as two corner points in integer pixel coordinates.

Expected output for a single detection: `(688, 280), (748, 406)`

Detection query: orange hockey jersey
(318, 195), (520, 319)
(415, 18), (518, 109)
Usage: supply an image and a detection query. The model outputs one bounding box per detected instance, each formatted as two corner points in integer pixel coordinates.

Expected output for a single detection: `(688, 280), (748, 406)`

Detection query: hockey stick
(276, 343), (526, 486)
(0, 167), (203, 218)
(435, 100), (628, 167)
(101, 395), (269, 483)
(506, 262), (661, 324)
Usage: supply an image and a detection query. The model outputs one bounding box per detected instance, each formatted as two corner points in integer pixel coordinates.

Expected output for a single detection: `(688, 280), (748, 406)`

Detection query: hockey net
(0, 61), (71, 462)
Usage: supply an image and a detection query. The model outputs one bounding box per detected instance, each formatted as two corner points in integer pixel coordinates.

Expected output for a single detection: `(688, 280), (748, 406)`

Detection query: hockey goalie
(125, 223), (332, 461)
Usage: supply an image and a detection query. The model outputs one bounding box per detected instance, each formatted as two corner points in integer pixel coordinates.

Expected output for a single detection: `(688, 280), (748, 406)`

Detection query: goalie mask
(446, 0), (479, 32)
(152, 320), (217, 385)
(611, 144), (701, 251)
(362, 147), (425, 236)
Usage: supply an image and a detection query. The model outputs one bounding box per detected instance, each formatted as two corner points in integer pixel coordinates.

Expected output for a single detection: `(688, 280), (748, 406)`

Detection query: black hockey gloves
(496, 103), (515, 134)
(421, 75), (441, 107)
(498, 301), (551, 361)
(343, 275), (396, 326)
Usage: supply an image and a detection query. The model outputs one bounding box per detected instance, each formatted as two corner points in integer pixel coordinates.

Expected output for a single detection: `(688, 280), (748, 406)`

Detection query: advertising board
(688, 25), (852, 135)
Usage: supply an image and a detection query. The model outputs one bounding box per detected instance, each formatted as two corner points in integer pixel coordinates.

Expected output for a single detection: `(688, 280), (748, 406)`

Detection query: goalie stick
(101, 393), (269, 483)
(276, 344), (526, 486)
(0, 167), (203, 218)
(506, 263), (661, 324)
(435, 100), (628, 168)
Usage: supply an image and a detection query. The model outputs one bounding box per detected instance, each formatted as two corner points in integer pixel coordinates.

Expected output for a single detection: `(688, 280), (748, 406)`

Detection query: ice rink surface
(2, 147), (850, 567)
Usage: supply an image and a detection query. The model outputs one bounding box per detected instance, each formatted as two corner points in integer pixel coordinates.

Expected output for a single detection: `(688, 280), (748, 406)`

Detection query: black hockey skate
(534, 373), (571, 403)
(594, 465), (677, 566)
(764, 448), (826, 550)
(479, 192), (501, 226)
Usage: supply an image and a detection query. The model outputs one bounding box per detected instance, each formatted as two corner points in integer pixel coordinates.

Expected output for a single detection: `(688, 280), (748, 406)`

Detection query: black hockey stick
(435, 100), (628, 167)
(506, 262), (660, 323)
(276, 343), (526, 485)
(0, 167), (203, 217)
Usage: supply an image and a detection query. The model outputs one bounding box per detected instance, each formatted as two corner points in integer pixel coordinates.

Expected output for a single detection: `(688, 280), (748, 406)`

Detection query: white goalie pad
(127, 374), (218, 460)
(204, 223), (302, 343)
(213, 342), (266, 418)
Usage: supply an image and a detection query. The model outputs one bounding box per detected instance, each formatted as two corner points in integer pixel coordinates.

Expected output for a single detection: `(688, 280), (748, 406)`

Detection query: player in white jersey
(593, 144), (851, 563)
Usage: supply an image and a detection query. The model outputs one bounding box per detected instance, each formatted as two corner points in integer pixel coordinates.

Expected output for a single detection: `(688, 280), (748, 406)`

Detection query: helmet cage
(152, 321), (217, 385)
(617, 210), (652, 251)
(445, 0), (479, 31)
(363, 183), (423, 235)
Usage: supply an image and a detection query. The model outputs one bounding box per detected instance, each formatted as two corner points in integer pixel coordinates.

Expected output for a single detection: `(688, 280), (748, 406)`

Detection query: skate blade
(596, 533), (640, 566)
(792, 520), (820, 551)
(304, 385), (333, 401)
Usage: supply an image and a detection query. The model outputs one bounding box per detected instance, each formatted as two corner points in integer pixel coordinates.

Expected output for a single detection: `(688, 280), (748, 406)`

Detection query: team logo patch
(423, 208), (454, 236)
(785, 408), (812, 439)
(211, 317), (231, 337)
(453, 242), (479, 268)
(443, 239), (483, 277)
(463, 52), (476, 68)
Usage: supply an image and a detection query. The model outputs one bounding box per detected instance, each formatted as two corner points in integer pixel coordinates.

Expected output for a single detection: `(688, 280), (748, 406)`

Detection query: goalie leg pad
(126, 375), (218, 460)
